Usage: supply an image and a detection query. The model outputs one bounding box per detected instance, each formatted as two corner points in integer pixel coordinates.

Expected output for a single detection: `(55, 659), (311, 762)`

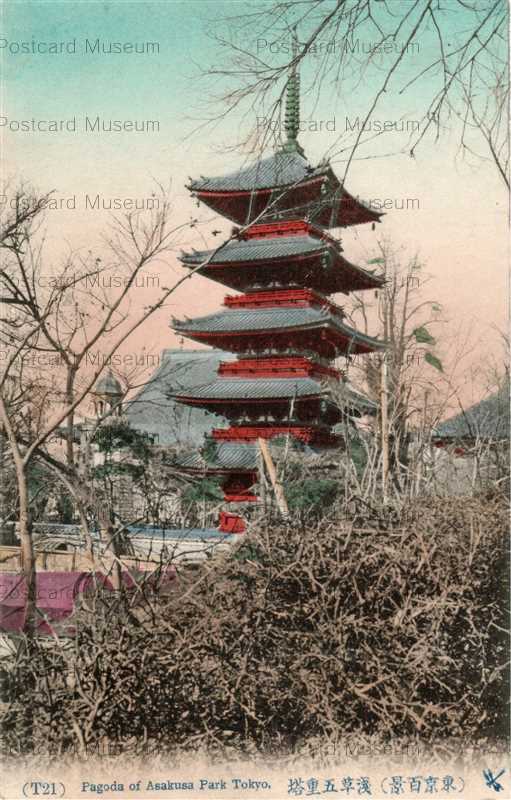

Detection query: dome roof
(94, 369), (122, 396)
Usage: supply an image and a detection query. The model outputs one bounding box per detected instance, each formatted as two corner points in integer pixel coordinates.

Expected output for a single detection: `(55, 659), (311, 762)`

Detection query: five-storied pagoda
(172, 55), (386, 504)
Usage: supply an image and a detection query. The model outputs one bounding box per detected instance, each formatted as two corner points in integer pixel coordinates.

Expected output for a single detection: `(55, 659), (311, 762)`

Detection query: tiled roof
(333, 381), (378, 415)
(189, 151), (323, 193)
(180, 235), (383, 287)
(127, 527), (239, 542)
(180, 235), (326, 265)
(174, 376), (377, 416)
(434, 382), (510, 441)
(29, 522), (237, 545)
(178, 442), (258, 472)
(175, 376), (325, 401)
(172, 306), (385, 350)
(95, 370), (122, 396)
(126, 349), (236, 446)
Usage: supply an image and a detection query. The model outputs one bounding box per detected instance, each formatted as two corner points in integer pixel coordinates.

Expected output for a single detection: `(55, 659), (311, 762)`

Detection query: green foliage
(425, 352), (444, 372)
(413, 326), (436, 345)
(55, 491), (75, 524)
(201, 438), (219, 465)
(285, 477), (339, 515)
(93, 462), (145, 482)
(232, 542), (264, 563)
(348, 434), (368, 479)
(183, 477), (223, 504)
(93, 422), (151, 461)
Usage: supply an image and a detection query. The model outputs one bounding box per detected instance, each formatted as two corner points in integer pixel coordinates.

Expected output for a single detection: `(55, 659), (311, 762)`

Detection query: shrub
(0, 492), (508, 759)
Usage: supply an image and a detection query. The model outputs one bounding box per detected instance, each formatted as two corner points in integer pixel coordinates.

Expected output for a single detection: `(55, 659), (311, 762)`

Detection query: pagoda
(172, 56), (385, 503)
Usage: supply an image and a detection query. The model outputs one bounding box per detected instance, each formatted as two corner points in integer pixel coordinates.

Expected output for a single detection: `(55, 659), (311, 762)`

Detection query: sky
(1, 0), (509, 409)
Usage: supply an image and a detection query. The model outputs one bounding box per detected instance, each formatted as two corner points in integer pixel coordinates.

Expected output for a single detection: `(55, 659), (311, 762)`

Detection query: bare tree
(198, 0), (508, 188)
(0, 184), (197, 628)
(340, 240), (451, 494)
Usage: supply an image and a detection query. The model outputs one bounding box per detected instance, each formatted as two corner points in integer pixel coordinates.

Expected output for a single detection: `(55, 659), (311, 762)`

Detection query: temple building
(170, 59), (386, 504)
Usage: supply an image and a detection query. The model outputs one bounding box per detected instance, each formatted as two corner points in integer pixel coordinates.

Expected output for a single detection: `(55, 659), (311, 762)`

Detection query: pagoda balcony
(218, 356), (341, 381)
(224, 491), (258, 503)
(212, 424), (342, 447)
(223, 288), (344, 317)
(238, 219), (336, 242)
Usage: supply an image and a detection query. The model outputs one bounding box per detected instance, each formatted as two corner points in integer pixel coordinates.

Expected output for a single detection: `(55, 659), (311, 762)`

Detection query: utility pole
(381, 351), (389, 504)
(258, 438), (289, 518)
(381, 270), (390, 504)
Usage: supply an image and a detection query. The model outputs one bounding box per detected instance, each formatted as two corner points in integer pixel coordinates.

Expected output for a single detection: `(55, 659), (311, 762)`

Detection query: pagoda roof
(173, 375), (377, 416)
(172, 306), (385, 353)
(177, 376), (324, 401)
(188, 150), (382, 228)
(182, 231), (326, 264)
(189, 151), (322, 193)
(179, 441), (258, 473)
(179, 233), (383, 293)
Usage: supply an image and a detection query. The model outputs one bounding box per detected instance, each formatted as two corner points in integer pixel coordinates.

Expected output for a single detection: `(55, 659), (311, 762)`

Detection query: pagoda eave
(180, 250), (383, 295)
(173, 326), (384, 357)
(192, 184), (382, 228)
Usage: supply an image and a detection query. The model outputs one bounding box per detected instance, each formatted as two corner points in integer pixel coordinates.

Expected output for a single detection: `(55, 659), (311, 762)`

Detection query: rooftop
(178, 441), (258, 473)
(126, 349), (236, 446)
(94, 369), (123, 396)
(434, 381), (510, 441)
(172, 306), (385, 352)
(173, 375), (377, 416)
(189, 151), (324, 194)
(179, 234), (384, 294)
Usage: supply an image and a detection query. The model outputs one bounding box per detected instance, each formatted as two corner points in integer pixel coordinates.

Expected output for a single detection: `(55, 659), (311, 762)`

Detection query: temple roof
(433, 382), (510, 441)
(128, 526), (239, 542)
(189, 153), (382, 228)
(172, 306), (385, 352)
(189, 41), (382, 229)
(29, 522), (238, 544)
(126, 348), (236, 446)
(179, 233), (383, 293)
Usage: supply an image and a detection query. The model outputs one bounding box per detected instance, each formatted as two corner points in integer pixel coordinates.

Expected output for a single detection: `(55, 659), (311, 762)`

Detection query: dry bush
(0, 491), (508, 759)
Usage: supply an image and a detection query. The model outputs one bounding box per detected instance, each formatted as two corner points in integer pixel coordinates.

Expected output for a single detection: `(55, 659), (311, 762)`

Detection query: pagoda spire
(280, 29), (304, 156)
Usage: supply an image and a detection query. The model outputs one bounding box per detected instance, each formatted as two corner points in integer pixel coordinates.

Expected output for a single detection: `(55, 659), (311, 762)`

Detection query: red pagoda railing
(239, 219), (339, 246)
(218, 356), (341, 380)
(212, 425), (341, 446)
(223, 288), (345, 316)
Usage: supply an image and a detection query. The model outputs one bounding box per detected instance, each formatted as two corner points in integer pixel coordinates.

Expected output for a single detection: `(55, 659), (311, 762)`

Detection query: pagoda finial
(281, 28), (304, 156)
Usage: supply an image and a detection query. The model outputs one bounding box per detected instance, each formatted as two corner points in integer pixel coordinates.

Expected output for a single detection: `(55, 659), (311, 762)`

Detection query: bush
(0, 492), (508, 758)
